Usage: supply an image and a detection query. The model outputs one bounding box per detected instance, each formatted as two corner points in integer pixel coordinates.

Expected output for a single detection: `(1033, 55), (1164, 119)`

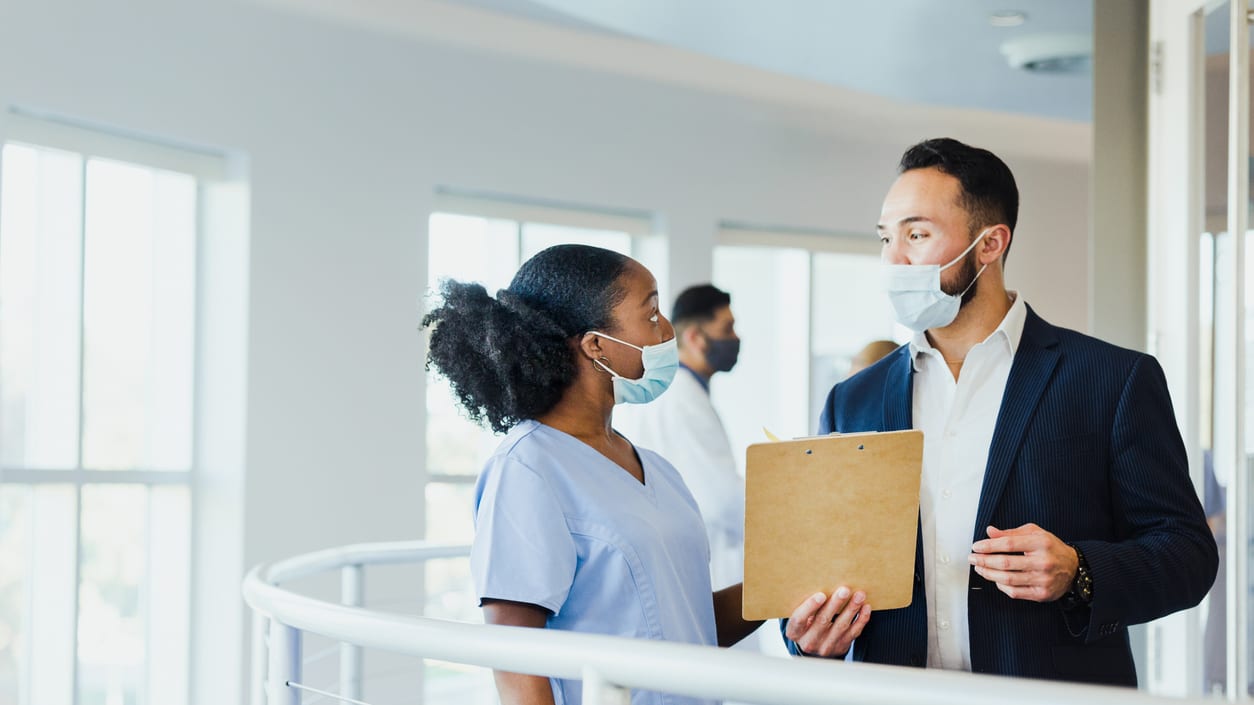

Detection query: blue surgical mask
(590, 332), (679, 404)
(882, 229), (990, 333)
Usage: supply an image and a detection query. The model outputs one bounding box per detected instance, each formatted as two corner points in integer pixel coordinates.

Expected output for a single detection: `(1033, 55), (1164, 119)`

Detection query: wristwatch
(1060, 544), (1093, 609)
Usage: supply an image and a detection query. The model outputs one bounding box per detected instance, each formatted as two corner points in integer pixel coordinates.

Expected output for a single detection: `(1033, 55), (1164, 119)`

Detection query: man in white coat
(616, 284), (744, 589)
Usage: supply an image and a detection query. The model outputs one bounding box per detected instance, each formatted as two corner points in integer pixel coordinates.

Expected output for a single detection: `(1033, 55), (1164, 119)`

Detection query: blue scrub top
(472, 419), (719, 705)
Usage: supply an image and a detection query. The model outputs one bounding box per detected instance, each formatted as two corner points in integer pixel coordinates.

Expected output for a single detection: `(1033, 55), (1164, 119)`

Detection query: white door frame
(1149, 0), (1248, 698)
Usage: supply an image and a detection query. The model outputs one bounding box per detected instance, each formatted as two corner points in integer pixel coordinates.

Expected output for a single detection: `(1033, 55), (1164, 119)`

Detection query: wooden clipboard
(742, 430), (923, 619)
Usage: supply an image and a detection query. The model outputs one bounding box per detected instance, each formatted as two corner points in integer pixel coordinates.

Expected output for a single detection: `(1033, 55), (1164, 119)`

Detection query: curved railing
(243, 540), (1212, 705)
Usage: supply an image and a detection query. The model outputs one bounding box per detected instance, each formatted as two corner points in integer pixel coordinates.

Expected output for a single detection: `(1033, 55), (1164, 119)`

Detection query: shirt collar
(679, 362), (710, 392)
(908, 291), (1027, 372)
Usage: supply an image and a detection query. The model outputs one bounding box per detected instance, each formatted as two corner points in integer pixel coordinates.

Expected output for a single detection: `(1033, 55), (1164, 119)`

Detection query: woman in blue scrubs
(422, 245), (867, 705)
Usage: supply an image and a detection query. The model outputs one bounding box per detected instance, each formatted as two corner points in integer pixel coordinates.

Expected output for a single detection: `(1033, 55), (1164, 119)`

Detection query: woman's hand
(784, 588), (872, 658)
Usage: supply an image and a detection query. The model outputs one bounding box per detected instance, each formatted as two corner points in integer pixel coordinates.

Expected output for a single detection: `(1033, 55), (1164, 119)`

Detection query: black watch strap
(1060, 544), (1093, 609)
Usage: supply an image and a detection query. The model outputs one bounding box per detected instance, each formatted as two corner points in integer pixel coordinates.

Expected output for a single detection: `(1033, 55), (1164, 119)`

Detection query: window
(0, 119), (220, 705)
(421, 198), (661, 701)
(422, 204), (661, 549)
(711, 227), (907, 469)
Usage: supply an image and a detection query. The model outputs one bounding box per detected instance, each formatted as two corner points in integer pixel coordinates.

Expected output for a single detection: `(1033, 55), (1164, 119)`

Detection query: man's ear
(981, 225), (1012, 265)
(678, 324), (702, 351)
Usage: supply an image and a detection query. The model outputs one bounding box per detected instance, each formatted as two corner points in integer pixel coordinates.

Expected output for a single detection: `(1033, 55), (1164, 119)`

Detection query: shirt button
(946, 429), (957, 438)
(939, 554), (951, 565)
(939, 620), (951, 631)
(942, 489), (952, 499)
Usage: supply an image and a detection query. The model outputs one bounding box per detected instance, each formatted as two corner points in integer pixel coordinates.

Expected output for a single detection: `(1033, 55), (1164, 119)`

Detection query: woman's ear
(578, 332), (604, 362)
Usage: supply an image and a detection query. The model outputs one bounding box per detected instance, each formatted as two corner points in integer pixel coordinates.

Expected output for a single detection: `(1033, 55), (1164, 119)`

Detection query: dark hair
(898, 137), (1019, 260)
(421, 244), (631, 433)
(670, 284), (731, 327)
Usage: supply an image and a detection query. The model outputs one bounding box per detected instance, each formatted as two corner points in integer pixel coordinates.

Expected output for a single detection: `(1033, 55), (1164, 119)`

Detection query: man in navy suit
(780, 138), (1218, 686)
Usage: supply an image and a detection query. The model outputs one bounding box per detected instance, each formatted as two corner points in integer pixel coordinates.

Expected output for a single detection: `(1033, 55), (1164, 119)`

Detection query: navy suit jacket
(783, 306), (1217, 686)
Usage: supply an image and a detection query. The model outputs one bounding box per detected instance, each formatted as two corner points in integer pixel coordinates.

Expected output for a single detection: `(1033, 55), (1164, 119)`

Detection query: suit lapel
(882, 346), (926, 595)
(972, 307), (1060, 538)
(882, 346), (914, 432)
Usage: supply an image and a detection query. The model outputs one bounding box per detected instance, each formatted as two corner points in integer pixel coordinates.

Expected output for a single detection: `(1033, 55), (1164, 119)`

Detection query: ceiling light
(1000, 33), (1092, 74)
(989, 10), (1027, 27)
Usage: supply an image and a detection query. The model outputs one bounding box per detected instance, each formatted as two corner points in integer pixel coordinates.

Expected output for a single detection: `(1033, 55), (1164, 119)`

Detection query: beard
(940, 249), (981, 307)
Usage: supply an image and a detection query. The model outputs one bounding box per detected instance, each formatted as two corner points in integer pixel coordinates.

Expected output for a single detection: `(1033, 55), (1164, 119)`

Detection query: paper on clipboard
(742, 429), (923, 620)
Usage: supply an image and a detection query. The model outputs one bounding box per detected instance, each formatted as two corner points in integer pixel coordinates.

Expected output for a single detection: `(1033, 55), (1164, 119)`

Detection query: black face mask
(703, 334), (741, 373)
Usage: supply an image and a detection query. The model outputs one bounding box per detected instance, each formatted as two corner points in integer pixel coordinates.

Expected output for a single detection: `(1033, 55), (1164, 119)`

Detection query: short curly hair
(422, 244), (631, 433)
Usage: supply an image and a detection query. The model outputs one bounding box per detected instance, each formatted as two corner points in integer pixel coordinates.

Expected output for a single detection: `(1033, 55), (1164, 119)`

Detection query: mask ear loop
(585, 331), (673, 381)
(947, 228), (994, 298)
(957, 263), (988, 298)
(585, 332), (630, 378)
(586, 330), (644, 352)
(940, 228), (994, 272)
(593, 358), (622, 378)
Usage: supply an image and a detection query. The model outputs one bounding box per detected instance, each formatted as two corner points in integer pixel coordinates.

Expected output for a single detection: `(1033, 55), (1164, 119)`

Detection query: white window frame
(717, 221), (882, 257)
(714, 222), (892, 427)
(0, 110), (234, 705)
(417, 192), (663, 700)
(1148, 0), (1246, 696)
(423, 191), (661, 488)
(434, 189), (657, 238)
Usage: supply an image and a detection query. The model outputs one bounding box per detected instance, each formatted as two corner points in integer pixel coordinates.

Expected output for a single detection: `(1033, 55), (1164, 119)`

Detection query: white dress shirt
(910, 292), (1026, 670)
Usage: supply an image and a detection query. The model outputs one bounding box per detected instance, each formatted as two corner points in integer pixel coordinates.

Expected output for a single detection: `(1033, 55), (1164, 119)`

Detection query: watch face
(1074, 554), (1092, 603)
(1080, 575), (1093, 600)
(1067, 544), (1093, 605)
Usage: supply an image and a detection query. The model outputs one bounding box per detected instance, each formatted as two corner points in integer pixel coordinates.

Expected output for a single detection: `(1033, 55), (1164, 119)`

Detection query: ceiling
(441, 0), (1095, 123)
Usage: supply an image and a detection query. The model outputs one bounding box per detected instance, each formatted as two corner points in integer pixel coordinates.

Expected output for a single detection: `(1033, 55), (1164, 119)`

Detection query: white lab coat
(615, 367), (745, 589)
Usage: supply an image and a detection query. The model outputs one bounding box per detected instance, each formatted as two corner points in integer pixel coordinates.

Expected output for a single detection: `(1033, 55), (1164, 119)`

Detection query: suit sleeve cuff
(1067, 540), (1123, 644)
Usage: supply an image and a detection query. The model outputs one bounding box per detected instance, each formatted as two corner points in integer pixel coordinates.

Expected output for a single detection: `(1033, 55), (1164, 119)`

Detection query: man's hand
(784, 587), (872, 658)
(968, 523), (1079, 602)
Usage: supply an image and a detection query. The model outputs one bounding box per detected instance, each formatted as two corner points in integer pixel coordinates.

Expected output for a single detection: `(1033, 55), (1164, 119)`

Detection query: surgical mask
(590, 332), (679, 404)
(882, 229), (990, 333)
(703, 335), (740, 373)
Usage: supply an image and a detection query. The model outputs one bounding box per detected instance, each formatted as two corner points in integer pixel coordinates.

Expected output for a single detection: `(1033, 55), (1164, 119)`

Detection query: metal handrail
(243, 540), (1213, 705)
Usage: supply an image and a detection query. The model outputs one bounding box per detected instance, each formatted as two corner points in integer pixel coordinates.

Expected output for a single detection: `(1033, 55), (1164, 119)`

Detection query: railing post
(582, 666), (630, 705)
(340, 564), (364, 702)
(267, 621), (302, 705)
(251, 611), (269, 705)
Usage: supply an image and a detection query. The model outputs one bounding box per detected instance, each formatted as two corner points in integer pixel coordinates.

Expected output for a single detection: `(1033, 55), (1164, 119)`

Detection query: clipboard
(742, 429), (923, 619)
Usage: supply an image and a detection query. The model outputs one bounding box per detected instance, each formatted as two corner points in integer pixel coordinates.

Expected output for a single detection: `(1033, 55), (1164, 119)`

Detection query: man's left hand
(968, 523), (1078, 602)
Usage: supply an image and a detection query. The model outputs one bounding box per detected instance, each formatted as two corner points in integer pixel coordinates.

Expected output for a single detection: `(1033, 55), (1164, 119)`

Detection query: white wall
(0, 0), (1091, 701)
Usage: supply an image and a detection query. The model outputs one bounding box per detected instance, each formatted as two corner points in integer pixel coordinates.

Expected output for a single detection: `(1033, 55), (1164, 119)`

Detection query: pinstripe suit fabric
(782, 306), (1218, 686)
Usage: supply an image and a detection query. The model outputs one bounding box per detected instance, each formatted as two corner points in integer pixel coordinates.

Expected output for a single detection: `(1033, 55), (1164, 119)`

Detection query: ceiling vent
(1000, 33), (1092, 74)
